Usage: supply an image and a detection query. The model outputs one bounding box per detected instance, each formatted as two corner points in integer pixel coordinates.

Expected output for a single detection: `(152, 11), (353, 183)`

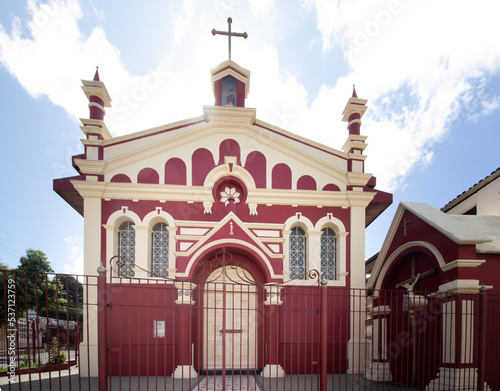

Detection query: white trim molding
(441, 259), (486, 272)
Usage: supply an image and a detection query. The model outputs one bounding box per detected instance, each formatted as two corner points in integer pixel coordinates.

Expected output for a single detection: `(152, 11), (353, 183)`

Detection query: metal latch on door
(219, 329), (243, 336)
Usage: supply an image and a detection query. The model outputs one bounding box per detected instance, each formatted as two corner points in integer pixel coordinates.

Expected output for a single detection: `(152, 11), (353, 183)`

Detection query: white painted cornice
(74, 159), (106, 175)
(441, 259), (486, 272)
(101, 183), (213, 203)
(347, 172), (372, 187)
(71, 180), (106, 198)
(246, 188), (352, 207)
(341, 97), (368, 121)
(81, 139), (103, 146)
(81, 79), (112, 106)
(436, 279), (490, 294)
(342, 135), (368, 154)
(347, 191), (376, 207)
(79, 119), (112, 140)
(203, 105), (256, 124)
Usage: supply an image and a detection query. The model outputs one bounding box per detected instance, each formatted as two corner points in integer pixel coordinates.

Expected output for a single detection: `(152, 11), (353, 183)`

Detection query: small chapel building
(54, 56), (392, 378)
(366, 168), (500, 389)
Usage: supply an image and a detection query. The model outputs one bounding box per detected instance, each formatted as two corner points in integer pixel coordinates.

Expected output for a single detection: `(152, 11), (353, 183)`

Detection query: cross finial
(401, 218), (410, 237)
(212, 17), (248, 60)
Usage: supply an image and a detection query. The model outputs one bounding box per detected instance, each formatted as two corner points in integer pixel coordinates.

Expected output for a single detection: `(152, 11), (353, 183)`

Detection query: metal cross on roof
(212, 17), (248, 60)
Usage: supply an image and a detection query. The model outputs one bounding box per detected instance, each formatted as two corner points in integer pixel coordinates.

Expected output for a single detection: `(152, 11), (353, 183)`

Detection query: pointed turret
(341, 87), (368, 175)
(342, 84), (367, 136)
(79, 67), (112, 142)
(82, 67), (111, 121)
(77, 67), (112, 181)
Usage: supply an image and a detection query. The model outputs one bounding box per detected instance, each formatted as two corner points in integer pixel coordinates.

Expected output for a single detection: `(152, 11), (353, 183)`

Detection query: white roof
(402, 202), (500, 252)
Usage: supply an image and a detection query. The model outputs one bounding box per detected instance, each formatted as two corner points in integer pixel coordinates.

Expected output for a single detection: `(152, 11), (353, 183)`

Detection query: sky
(0, 0), (499, 275)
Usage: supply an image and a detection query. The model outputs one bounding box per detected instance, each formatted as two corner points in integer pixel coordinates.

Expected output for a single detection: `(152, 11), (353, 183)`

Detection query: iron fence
(1, 269), (499, 390)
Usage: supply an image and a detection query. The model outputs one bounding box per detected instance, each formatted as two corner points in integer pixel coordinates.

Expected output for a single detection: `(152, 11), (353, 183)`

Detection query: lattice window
(152, 223), (169, 277)
(289, 227), (306, 279)
(118, 221), (135, 277)
(321, 228), (336, 280)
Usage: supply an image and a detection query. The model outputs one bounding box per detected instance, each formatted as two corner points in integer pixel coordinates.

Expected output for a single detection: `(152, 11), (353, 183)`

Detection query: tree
(53, 274), (84, 323)
(18, 248), (54, 274)
(14, 249), (58, 320)
(1, 249), (83, 327)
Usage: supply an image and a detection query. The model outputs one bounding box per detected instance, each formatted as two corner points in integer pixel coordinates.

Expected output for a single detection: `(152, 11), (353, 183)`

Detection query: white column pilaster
(81, 196), (102, 377)
(348, 205), (368, 374)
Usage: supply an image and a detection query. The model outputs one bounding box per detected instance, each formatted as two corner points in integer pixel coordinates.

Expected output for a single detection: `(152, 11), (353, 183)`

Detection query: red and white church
(54, 55), (392, 379)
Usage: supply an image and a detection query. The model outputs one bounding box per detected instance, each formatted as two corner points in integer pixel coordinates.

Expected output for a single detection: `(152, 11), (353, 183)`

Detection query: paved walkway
(0, 369), (415, 390)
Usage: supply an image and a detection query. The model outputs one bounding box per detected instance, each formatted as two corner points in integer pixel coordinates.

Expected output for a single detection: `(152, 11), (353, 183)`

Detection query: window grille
(119, 221), (135, 277)
(290, 227), (306, 279)
(152, 223), (169, 277)
(321, 228), (336, 280)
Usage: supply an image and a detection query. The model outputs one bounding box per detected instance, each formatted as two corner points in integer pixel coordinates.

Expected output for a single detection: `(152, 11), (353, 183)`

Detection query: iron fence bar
(75, 276), (81, 391)
(320, 281), (327, 391)
(97, 266), (107, 391)
(478, 286), (487, 391)
(85, 274), (91, 391)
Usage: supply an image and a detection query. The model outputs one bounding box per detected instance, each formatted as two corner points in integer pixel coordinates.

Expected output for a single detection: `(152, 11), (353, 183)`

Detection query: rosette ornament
(220, 187), (240, 206)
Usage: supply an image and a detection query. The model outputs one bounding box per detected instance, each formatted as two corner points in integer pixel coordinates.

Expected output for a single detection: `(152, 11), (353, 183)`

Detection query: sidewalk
(0, 369), (415, 391)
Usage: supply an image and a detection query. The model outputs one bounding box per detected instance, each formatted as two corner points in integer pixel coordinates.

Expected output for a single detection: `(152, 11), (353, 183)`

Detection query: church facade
(54, 59), (392, 378)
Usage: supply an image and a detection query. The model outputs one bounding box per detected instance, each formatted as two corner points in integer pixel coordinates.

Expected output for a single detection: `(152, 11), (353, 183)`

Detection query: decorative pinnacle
(97, 262), (106, 276)
(93, 66), (100, 81)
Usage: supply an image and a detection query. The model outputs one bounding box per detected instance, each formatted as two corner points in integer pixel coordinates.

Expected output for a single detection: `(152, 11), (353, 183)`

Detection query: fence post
(477, 285), (487, 391)
(97, 263), (107, 391)
(320, 279), (328, 391)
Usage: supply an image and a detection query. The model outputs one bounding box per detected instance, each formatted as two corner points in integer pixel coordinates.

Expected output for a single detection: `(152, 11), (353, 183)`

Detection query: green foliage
(18, 249), (54, 274)
(0, 248), (83, 327)
(0, 261), (10, 270)
(49, 337), (67, 365)
(13, 249), (57, 321)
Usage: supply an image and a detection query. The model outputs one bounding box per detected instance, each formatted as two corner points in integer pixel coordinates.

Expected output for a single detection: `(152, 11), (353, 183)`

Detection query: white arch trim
(142, 209), (176, 227)
(105, 207), (142, 226)
(314, 215), (347, 233)
(373, 241), (446, 292)
(284, 214), (314, 231)
(178, 238), (282, 281)
(203, 158), (257, 189)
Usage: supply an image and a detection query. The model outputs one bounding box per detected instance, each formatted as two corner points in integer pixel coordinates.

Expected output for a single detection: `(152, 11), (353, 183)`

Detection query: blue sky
(0, 0), (499, 274)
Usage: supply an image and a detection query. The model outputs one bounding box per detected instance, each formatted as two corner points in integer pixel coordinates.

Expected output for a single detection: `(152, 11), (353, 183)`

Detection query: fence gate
(204, 266), (257, 372)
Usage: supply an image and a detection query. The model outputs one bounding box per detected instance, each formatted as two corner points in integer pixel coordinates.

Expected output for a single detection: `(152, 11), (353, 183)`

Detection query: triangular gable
(175, 212), (282, 260)
(78, 106), (353, 188)
(367, 202), (493, 291)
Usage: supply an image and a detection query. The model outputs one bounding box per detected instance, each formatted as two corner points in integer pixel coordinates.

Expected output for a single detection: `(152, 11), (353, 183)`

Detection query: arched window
(321, 228), (336, 280)
(119, 221), (135, 277)
(290, 227), (306, 279)
(152, 223), (169, 277)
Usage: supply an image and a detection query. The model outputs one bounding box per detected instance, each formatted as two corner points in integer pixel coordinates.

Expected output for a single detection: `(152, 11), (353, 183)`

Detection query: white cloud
(174, 0), (195, 46)
(63, 236), (83, 275)
(2, 0), (500, 193)
(301, 0), (500, 190)
(249, 0), (274, 18)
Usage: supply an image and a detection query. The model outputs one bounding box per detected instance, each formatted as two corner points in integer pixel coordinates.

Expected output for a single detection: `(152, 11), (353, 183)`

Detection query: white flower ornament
(220, 187), (240, 206)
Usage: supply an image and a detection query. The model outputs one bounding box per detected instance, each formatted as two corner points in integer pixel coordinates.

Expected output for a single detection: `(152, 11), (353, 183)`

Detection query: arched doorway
(381, 250), (442, 388)
(203, 265), (258, 372)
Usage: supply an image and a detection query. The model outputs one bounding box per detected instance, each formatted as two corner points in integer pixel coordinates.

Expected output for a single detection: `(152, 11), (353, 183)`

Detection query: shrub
(49, 337), (67, 365)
